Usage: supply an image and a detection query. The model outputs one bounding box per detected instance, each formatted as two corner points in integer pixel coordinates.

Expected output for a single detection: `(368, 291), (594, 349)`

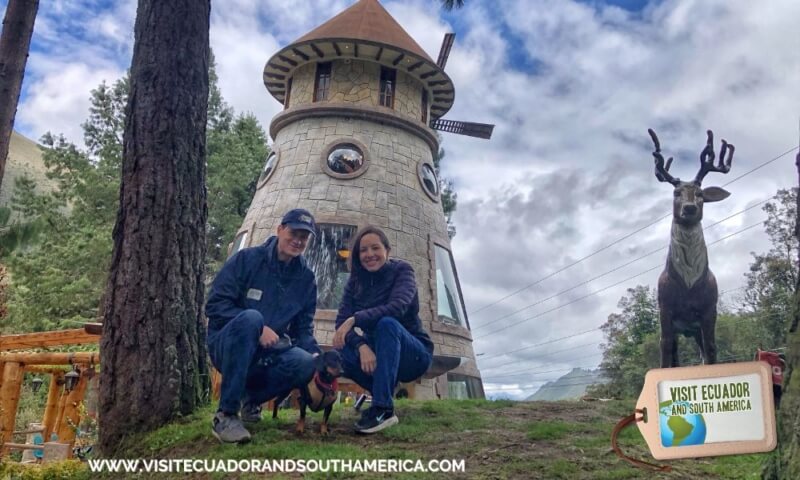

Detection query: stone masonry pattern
(286, 59), (426, 123)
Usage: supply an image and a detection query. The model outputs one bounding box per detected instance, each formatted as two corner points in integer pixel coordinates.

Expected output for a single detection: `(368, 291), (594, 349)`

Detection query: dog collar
(306, 371), (338, 412)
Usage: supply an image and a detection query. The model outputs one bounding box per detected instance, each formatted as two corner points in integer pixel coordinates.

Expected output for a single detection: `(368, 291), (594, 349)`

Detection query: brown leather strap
(611, 409), (672, 473)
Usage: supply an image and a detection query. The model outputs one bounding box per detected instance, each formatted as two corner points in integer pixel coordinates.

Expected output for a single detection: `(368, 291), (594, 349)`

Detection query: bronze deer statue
(649, 129), (734, 368)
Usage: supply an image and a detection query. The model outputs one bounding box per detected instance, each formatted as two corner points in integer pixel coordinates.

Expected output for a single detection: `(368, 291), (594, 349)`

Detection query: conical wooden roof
(294, 0), (434, 63)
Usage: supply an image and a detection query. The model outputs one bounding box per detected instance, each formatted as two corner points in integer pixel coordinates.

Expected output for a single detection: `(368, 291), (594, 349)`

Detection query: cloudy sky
(5, 0), (800, 399)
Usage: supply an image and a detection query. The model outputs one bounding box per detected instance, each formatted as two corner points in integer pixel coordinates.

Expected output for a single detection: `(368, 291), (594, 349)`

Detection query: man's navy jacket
(206, 236), (320, 354)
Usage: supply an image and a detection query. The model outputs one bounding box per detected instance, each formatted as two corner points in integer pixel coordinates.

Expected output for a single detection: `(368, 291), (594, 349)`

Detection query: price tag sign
(635, 362), (777, 459)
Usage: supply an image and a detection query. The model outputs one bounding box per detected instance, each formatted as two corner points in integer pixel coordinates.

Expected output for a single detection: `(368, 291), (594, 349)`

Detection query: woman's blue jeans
(340, 317), (432, 409)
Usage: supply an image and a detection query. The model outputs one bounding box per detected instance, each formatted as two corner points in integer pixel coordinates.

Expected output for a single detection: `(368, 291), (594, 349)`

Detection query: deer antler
(648, 128), (680, 186)
(694, 130), (734, 184)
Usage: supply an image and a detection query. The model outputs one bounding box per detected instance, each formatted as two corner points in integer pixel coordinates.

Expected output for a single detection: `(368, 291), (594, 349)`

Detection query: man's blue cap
(281, 208), (316, 234)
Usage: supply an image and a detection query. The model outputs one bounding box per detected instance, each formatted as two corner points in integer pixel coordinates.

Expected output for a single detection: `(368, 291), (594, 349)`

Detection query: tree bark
(765, 151), (800, 478)
(99, 0), (210, 454)
(0, 0), (39, 194)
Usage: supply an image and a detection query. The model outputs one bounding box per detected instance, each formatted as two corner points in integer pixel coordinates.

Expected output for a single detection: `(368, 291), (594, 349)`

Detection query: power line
(483, 311), (791, 383)
(486, 348), (753, 382)
(481, 300), (789, 377)
(473, 219), (764, 343)
(477, 326), (603, 362)
(485, 377), (606, 390)
(467, 145), (798, 318)
(720, 285), (748, 296)
(470, 246), (666, 332)
(502, 347), (788, 381)
(478, 299), (777, 374)
(471, 195), (774, 332)
(473, 264), (659, 341)
(480, 306), (792, 376)
(484, 350), (782, 392)
(477, 249), (774, 372)
(467, 213), (671, 317)
(485, 379), (604, 392)
(477, 256), (786, 374)
(720, 146), (799, 188)
(484, 353), (604, 380)
(479, 340), (603, 373)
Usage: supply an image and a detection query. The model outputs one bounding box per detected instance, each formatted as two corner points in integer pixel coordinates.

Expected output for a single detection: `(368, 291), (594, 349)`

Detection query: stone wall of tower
(286, 59), (425, 123)
(245, 115), (449, 291)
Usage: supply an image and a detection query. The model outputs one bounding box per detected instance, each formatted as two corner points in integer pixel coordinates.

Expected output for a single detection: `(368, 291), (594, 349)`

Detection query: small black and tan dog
(273, 350), (343, 435)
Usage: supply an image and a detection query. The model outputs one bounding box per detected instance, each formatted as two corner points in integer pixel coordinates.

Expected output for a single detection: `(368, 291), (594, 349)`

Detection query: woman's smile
(359, 233), (388, 272)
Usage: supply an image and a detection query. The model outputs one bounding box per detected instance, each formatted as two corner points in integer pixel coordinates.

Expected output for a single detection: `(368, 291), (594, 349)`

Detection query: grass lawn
(0, 399), (767, 479)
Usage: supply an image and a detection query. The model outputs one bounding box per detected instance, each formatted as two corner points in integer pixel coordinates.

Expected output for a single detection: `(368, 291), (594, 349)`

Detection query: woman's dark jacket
(335, 259), (434, 354)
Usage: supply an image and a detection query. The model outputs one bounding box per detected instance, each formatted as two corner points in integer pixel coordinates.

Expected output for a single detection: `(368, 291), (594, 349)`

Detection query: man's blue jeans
(340, 317), (432, 410)
(207, 309), (315, 415)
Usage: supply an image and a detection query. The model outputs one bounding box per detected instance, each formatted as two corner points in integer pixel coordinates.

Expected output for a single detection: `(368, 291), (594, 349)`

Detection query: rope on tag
(611, 408), (672, 472)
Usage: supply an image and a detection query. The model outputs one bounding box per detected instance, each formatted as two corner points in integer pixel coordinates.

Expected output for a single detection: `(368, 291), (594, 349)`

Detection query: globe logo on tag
(658, 400), (707, 446)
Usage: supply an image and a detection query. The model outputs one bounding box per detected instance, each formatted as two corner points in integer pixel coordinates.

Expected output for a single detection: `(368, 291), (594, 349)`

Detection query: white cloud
(210, 21), (281, 124)
(13, 0), (133, 143)
(17, 61), (124, 143)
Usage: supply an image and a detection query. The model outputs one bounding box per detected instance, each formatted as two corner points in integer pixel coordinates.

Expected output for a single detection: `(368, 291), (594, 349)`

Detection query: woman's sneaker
(354, 406), (398, 434)
(212, 412), (251, 443)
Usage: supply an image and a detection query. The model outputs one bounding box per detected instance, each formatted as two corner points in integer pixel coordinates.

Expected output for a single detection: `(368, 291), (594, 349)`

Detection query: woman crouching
(332, 226), (434, 434)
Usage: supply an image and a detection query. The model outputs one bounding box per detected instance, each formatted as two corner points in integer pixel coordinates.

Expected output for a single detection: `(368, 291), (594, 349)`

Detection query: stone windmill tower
(232, 0), (491, 400)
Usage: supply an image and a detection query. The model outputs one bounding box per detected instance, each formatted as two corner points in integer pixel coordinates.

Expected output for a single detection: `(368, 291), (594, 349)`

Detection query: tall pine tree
(98, 0), (211, 452)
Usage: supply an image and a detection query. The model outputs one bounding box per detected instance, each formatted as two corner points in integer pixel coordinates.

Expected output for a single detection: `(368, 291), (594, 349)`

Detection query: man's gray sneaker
(241, 402), (263, 424)
(212, 412), (251, 443)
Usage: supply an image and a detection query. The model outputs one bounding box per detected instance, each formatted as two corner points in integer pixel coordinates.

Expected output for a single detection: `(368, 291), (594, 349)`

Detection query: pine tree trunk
(0, 0), (39, 193)
(98, 0), (210, 454)
(765, 152), (800, 478)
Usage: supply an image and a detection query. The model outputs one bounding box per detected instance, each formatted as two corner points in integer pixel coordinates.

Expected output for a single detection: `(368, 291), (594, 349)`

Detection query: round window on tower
(321, 139), (370, 179)
(257, 151), (279, 188)
(418, 162), (440, 202)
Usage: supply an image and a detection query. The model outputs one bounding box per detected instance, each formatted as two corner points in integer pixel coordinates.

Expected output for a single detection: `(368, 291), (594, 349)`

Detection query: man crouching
(206, 209), (321, 443)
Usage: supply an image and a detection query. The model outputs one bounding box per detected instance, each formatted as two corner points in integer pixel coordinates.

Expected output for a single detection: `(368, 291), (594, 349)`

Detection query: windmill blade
(431, 118), (494, 140)
(437, 33), (455, 69)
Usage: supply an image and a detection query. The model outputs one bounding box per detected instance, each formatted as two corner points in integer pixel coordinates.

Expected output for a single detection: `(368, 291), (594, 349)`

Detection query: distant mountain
(525, 368), (607, 401)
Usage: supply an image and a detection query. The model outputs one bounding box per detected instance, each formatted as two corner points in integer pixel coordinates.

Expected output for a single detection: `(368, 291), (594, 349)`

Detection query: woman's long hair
(348, 226), (392, 289)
